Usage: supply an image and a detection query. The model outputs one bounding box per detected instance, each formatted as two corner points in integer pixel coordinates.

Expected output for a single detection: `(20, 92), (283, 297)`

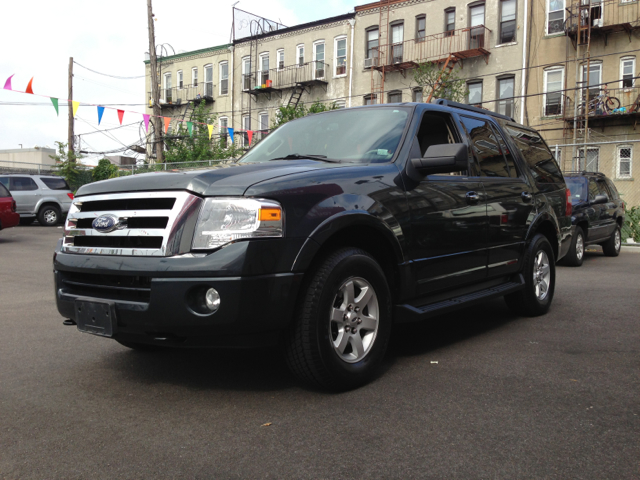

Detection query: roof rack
(434, 99), (516, 123)
(563, 171), (605, 177)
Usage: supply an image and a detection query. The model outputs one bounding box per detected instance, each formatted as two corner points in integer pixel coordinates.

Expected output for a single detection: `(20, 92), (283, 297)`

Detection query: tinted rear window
(605, 178), (620, 199)
(10, 177), (38, 191)
(504, 125), (564, 187)
(0, 183), (10, 198)
(40, 177), (70, 190)
(565, 177), (588, 205)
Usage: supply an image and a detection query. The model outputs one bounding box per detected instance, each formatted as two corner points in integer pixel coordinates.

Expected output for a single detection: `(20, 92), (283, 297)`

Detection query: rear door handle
(466, 191), (480, 205)
(521, 191), (533, 203)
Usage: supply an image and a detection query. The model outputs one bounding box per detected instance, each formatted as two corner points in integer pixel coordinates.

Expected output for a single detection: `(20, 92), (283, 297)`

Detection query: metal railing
(242, 61), (330, 91)
(147, 82), (215, 107)
(368, 26), (492, 68)
(565, 0), (640, 33)
(561, 85), (640, 119)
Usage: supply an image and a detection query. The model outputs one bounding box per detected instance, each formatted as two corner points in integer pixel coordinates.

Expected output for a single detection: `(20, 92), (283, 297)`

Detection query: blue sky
(0, 0), (353, 164)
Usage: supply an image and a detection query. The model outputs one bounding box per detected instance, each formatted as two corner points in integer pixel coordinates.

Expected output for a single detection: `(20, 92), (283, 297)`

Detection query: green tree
(414, 61), (468, 103)
(49, 141), (86, 191)
(164, 100), (244, 163)
(272, 100), (339, 129)
(92, 158), (120, 182)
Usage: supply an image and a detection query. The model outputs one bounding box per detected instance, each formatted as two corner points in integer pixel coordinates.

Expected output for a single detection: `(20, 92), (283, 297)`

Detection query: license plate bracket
(75, 299), (117, 337)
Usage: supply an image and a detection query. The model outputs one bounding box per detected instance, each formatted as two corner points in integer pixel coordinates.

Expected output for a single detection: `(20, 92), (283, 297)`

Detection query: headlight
(191, 198), (283, 250)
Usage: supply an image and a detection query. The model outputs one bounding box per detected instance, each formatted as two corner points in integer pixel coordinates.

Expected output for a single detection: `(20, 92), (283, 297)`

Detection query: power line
(74, 61), (147, 80)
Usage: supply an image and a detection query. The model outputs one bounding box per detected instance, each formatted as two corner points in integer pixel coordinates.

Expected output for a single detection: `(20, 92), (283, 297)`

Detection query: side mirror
(591, 194), (608, 205)
(410, 143), (468, 175)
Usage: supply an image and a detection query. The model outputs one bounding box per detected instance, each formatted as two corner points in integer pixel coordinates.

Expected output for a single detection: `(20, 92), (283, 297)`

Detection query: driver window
(416, 112), (463, 175)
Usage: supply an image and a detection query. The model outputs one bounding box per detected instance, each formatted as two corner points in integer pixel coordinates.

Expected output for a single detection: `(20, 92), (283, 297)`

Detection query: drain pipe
(348, 18), (355, 108)
(229, 45), (234, 135)
(520, 0), (529, 124)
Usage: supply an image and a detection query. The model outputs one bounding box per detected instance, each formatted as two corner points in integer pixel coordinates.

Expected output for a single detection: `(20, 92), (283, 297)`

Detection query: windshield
(565, 177), (588, 205)
(239, 107), (411, 164)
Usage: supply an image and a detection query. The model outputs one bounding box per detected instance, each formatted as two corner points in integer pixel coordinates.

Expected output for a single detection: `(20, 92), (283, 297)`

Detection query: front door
(406, 111), (488, 296)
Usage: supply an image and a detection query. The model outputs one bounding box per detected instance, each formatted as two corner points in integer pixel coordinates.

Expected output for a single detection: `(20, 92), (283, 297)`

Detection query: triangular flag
(97, 106), (105, 125)
(143, 114), (150, 132)
(50, 98), (59, 116)
(247, 130), (253, 146)
(228, 128), (234, 144)
(163, 117), (171, 133)
(25, 77), (34, 94)
(3, 74), (14, 90)
(72, 101), (80, 118)
(187, 122), (193, 136)
(207, 124), (214, 140)
(117, 109), (124, 125)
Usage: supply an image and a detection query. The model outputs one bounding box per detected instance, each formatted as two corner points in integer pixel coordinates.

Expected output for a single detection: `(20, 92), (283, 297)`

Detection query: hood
(76, 160), (339, 197)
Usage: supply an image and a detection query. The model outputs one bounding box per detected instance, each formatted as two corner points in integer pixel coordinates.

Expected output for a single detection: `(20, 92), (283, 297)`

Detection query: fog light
(205, 288), (220, 312)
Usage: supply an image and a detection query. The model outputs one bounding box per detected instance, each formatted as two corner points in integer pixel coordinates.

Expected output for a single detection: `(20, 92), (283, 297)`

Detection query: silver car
(0, 174), (73, 226)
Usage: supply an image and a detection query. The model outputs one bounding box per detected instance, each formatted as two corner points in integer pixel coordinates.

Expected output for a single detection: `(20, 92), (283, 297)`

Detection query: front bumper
(54, 238), (305, 347)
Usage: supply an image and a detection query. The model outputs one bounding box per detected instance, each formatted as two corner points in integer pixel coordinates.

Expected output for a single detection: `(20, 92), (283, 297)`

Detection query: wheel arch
(527, 213), (560, 261)
(36, 198), (62, 214)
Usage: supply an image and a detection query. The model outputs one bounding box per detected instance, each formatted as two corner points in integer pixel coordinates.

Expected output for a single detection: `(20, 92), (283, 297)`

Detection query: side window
(597, 179), (611, 199)
(416, 112), (464, 175)
(588, 178), (600, 201)
(0, 183), (10, 197)
(10, 177), (38, 191)
(605, 179), (619, 199)
(460, 116), (511, 178)
(504, 125), (564, 187)
(0, 177), (9, 189)
(490, 124), (520, 178)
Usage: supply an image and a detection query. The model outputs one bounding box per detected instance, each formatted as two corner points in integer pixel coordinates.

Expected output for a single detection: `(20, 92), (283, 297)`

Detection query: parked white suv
(0, 174), (73, 226)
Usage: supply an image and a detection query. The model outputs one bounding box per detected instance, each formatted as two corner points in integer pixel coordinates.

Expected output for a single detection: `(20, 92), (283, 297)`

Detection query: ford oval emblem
(92, 214), (119, 233)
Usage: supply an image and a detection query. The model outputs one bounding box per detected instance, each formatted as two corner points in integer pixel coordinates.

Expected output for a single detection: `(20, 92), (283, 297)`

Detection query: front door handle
(466, 191), (480, 205)
(521, 191), (533, 203)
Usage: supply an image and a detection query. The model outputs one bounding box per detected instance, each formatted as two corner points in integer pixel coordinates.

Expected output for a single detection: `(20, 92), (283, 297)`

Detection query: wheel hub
(533, 250), (551, 301)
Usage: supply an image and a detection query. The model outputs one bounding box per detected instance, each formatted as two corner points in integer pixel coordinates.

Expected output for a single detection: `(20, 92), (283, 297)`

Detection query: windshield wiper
(268, 154), (339, 163)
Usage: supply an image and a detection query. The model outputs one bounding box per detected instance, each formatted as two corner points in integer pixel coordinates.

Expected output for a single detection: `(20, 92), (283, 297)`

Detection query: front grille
(62, 191), (203, 257)
(60, 271), (151, 302)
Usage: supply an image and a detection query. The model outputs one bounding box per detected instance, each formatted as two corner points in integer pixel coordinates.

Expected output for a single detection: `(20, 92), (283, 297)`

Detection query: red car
(0, 182), (19, 231)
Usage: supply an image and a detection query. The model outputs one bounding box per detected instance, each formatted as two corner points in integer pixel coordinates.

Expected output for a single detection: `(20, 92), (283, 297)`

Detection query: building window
(413, 88), (423, 102)
(617, 146), (632, 178)
(335, 36), (347, 76)
(621, 57), (636, 88)
(416, 15), (426, 42)
(445, 8), (455, 36)
(547, 0), (565, 35)
(163, 73), (172, 103)
(544, 67), (564, 116)
(204, 64), (213, 97)
(500, 0), (516, 44)
(391, 22), (404, 64)
(192, 67), (198, 87)
(219, 61), (228, 95)
(242, 57), (251, 90)
(388, 90), (402, 103)
(219, 116), (228, 146)
(259, 53), (269, 86)
(467, 81), (483, 106)
(242, 115), (250, 147)
(335, 100), (346, 109)
(314, 41), (325, 79)
(259, 112), (269, 131)
(581, 62), (602, 101)
(366, 27), (379, 65)
(297, 44), (305, 66)
(469, 3), (486, 49)
(277, 49), (285, 70)
(497, 76), (515, 117)
(177, 70), (183, 89)
(579, 147), (599, 172)
(364, 94), (377, 105)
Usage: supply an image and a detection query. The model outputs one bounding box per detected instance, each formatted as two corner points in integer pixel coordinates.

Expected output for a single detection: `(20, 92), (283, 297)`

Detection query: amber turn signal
(259, 207), (282, 221)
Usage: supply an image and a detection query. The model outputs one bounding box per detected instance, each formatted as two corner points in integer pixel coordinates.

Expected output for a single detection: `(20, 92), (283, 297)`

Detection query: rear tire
(563, 226), (585, 267)
(116, 339), (167, 352)
(37, 205), (61, 226)
(601, 225), (621, 257)
(285, 247), (392, 391)
(505, 234), (556, 317)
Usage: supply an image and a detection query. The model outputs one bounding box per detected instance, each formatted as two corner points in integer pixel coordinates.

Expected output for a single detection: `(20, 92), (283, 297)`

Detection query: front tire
(285, 248), (392, 391)
(505, 234), (556, 317)
(564, 226), (585, 267)
(37, 205), (61, 226)
(602, 225), (621, 257)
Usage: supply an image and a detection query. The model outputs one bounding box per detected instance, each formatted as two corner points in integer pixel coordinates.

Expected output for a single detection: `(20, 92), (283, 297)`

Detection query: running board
(394, 275), (525, 323)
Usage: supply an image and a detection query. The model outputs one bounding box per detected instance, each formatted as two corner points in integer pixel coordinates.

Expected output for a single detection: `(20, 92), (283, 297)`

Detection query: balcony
(243, 61), (330, 99)
(368, 25), (491, 72)
(148, 83), (215, 109)
(561, 85), (640, 128)
(565, 0), (640, 45)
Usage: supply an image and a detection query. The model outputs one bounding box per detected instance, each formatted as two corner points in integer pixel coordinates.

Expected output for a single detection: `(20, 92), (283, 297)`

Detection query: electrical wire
(74, 61), (147, 80)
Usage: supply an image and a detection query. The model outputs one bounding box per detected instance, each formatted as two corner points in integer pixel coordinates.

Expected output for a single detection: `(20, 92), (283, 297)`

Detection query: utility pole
(147, 0), (164, 163)
(68, 57), (75, 161)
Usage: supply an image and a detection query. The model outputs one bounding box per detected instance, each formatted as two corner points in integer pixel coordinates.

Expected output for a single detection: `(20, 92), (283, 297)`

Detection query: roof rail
(563, 171), (605, 177)
(434, 99), (516, 123)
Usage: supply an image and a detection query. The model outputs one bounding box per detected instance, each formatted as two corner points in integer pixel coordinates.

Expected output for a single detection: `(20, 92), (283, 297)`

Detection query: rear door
(596, 178), (616, 237)
(587, 178), (607, 241)
(458, 116), (534, 278)
(7, 177), (40, 214)
(406, 110), (488, 296)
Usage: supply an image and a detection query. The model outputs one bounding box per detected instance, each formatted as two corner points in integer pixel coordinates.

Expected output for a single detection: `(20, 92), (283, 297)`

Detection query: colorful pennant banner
(187, 122), (193, 136)
(143, 114), (150, 132)
(207, 124), (214, 140)
(72, 101), (80, 118)
(163, 117), (171, 133)
(247, 130), (253, 146)
(25, 77), (34, 94)
(97, 106), (105, 125)
(50, 98), (59, 116)
(3, 74), (13, 90)
(228, 128), (234, 144)
(117, 109), (124, 125)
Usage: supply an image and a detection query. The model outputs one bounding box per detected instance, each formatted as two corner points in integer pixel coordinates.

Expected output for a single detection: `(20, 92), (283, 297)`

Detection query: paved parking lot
(1, 225), (638, 479)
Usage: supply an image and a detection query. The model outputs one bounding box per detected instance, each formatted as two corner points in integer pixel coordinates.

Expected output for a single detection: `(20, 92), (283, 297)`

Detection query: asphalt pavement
(1, 225), (638, 479)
